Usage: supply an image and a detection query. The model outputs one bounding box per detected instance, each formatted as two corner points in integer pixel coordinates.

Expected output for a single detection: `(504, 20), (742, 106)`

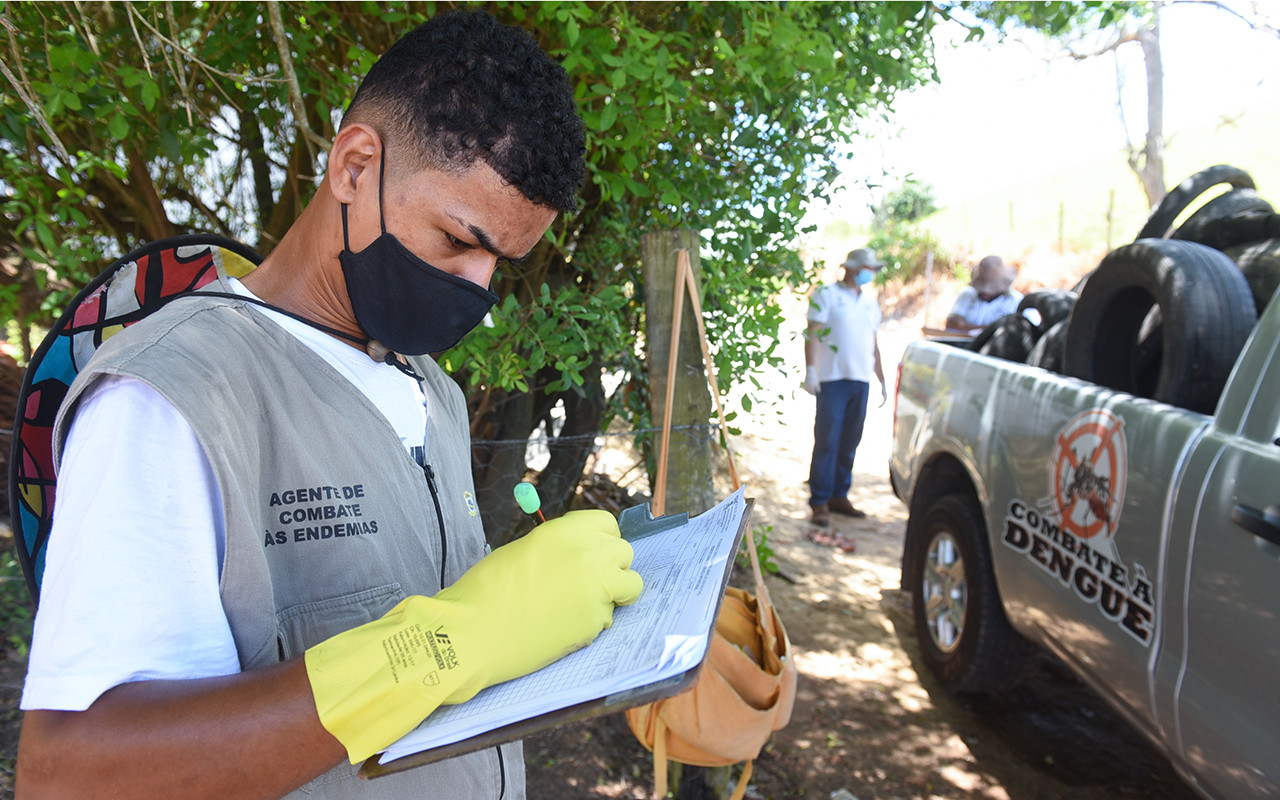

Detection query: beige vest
(55, 284), (524, 799)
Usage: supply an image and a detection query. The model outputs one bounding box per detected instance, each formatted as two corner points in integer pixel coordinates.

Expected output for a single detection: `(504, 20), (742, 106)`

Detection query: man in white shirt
(945, 255), (1024, 334)
(802, 248), (886, 527)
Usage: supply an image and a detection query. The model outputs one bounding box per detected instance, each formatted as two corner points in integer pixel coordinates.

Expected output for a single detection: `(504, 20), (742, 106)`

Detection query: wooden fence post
(640, 228), (729, 800)
(642, 228), (714, 518)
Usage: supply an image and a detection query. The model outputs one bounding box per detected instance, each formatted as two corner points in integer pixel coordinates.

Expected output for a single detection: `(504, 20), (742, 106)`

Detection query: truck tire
(908, 493), (1034, 694)
(1225, 237), (1280, 313)
(970, 313), (1036, 363)
(1136, 164), (1255, 240)
(1027, 318), (1069, 374)
(1171, 189), (1274, 249)
(1017, 289), (1077, 335)
(1063, 239), (1257, 414)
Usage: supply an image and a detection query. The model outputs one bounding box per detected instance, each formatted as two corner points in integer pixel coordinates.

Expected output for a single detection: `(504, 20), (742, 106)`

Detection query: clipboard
(358, 496), (754, 780)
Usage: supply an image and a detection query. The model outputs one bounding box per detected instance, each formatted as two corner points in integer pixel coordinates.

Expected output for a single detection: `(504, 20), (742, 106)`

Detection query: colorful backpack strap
(8, 234), (262, 603)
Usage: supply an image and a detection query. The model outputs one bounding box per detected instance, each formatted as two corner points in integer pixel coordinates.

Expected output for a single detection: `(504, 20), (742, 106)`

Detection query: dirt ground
(0, 272), (1204, 800)
(523, 290), (1203, 800)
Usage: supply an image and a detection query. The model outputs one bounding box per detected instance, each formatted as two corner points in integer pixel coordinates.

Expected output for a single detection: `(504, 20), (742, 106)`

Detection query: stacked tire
(1005, 165), (1275, 414)
(968, 288), (1078, 367)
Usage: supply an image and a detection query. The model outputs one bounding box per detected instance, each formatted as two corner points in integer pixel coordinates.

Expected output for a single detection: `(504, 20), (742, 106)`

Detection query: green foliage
(737, 524), (779, 576)
(0, 548), (33, 658)
(440, 281), (634, 395)
(480, 2), (941, 427)
(868, 179), (955, 283)
(880, 180), (939, 223)
(0, 1), (1120, 514)
(868, 219), (958, 284)
(953, 1), (1145, 40)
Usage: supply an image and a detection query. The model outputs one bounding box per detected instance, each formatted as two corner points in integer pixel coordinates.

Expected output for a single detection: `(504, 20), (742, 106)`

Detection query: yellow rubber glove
(304, 509), (643, 763)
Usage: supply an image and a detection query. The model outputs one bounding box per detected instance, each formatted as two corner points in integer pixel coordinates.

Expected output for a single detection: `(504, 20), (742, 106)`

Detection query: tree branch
(1065, 27), (1140, 60)
(166, 185), (235, 239)
(1171, 0), (1280, 36)
(0, 14), (71, 163)
(126, 149), (175, 241)
(124, 4), (284, 86)
(266, 0), (331, 159)
(165, 1), (195, 127)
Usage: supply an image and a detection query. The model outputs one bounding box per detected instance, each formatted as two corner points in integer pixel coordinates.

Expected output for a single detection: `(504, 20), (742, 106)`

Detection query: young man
(802, 248), (886, 527)
(945, 254), (1024, 334)
(17, 11), (641, 800)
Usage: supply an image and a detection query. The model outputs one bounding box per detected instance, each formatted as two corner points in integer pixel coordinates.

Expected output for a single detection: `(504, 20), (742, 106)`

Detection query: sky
(813, 2), (1280, 227)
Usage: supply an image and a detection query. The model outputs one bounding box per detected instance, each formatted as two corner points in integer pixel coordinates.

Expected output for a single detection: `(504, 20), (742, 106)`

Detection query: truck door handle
(1230, 503), (1280, 547)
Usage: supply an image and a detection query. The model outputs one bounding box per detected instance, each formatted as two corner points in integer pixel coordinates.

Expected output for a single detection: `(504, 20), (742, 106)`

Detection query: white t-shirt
(22, 280), (427, 711)
(947, 286), (1024, 329)
(806, 283), (882, 383)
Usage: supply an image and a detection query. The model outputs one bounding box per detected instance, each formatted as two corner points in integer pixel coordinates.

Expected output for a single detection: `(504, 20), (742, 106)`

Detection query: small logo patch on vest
(464, 491), (478, 517)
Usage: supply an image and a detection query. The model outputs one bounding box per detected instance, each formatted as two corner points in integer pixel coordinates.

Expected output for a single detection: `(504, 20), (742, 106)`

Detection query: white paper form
(378, 486), (748, 764)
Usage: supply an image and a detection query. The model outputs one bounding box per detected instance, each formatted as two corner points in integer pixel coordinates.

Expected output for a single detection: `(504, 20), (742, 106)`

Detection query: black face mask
(339, 152), (499, 356)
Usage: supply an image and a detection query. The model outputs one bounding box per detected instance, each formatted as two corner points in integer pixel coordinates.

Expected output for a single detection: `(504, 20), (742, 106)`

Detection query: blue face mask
(854, 268), (876, 287)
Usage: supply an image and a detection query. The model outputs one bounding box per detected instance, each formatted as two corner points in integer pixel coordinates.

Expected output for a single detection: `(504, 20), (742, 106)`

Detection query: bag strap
(653, 715), (753, 800)
(654, 715), (670, 798)
(648, 248), (783, 799)
(659, 249), (778, 633)
(729, 761), (753, 800)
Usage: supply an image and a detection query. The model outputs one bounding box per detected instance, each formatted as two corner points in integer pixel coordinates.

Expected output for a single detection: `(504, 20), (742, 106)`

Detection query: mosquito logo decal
(1051, 409), (1127, 541)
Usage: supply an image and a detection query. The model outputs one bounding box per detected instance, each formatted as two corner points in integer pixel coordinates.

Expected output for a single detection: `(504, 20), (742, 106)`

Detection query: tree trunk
(471, 387), (536, 548)
(1129, 13), (1166, 208)
(537, 370), (607, 520)
(468, 368), (609, 548)
(641, 229), (727, 799)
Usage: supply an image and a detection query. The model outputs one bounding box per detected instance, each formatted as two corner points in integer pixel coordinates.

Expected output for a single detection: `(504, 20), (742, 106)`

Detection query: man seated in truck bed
(945, 255), (1023, 334)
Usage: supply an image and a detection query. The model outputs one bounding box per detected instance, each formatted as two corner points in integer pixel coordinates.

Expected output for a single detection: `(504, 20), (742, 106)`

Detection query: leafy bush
(738, 524), (780, 575)
(867, 220), (960, 284)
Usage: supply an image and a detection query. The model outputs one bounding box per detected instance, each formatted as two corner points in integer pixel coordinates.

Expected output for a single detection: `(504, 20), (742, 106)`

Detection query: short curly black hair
(342, 9), (585, 213)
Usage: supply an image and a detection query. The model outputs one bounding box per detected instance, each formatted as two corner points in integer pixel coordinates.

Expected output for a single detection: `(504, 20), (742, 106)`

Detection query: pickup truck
(889, 238), (1280, 800)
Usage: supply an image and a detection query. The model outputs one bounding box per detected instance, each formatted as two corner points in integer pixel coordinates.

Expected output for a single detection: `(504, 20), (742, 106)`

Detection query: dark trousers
(808, 379), (869, 507)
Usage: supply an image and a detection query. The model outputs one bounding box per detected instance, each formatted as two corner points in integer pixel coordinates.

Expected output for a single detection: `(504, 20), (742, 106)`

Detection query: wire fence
(471, 422), (739, 523)
(0, 415), (737, 532)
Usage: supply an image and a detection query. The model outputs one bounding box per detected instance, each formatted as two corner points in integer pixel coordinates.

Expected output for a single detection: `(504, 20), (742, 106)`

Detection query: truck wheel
(909, 493), (1034, 694)
(1136, 164), (1255, 240)
(1063, 238), (1257, 414)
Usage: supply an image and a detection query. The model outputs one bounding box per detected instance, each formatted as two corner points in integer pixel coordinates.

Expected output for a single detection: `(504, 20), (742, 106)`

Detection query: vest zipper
(424, 461), (503, 797)
(424, 464), (448, 588)
(425, 463), (502, 798)
(496, 745), (506, 799)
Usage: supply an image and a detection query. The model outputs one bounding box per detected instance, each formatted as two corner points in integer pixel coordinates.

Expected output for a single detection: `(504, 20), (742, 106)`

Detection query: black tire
(1136, 164), (1255, 240)
(1131, 306), (1164, 399)
(970, 313), (1036, 363)
(1171, 189), (1274, 249)
(908, 493), (1034, 694)
(1207, 212), (1280, 255)
(1026, 317), (1069, 374)
(1226, 237), (1280, 313)
(1017, 289), (1077, 335)
(1063, 239), (1257, 414)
